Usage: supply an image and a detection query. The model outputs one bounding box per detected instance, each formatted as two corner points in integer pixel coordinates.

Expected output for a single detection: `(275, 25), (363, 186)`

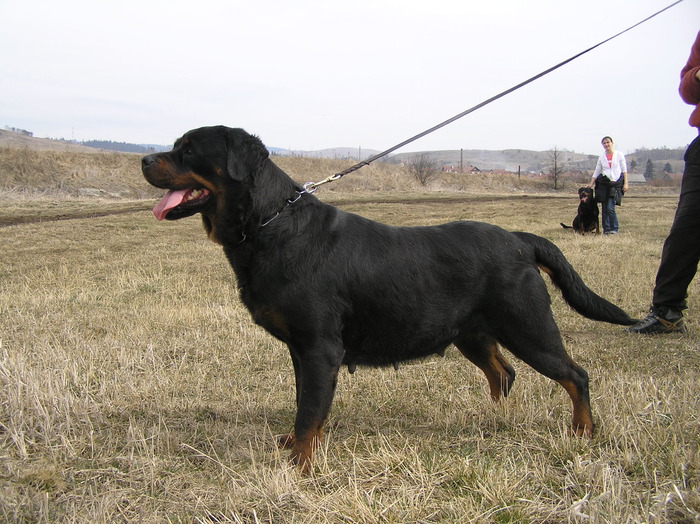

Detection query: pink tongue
(153, 189), (190, 221)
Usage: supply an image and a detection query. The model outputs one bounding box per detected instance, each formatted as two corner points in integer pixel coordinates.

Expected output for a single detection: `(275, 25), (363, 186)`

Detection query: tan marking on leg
(277, 433), (295, 450)
(290, 427), (323, 475)
(558, 378), (594, 438)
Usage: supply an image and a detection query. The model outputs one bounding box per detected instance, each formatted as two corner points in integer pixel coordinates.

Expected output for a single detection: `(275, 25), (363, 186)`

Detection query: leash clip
(303, 181), (317, 194)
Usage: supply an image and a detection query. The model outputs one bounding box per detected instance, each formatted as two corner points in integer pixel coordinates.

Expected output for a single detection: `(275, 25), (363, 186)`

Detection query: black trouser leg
(652, 135), (700, 311)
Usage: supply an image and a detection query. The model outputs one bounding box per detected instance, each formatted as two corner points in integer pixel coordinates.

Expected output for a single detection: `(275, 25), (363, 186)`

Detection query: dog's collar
(259, 190), (305, 228)
(259, 182), (316, 228)
(233, 183), (315, 247)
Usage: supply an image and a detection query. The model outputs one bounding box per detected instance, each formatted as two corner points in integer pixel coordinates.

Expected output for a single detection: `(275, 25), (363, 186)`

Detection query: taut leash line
(303, 0), (686, 193)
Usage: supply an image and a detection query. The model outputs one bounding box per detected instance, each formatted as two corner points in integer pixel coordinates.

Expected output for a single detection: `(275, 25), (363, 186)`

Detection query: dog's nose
(142, 154), (157, 170)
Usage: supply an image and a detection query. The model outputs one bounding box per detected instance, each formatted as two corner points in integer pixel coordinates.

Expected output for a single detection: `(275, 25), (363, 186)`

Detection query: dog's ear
(224, 128), (270, 181)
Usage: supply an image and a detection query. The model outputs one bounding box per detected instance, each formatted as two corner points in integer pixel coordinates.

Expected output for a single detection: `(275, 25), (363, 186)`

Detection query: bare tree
(408, 153), (439, 186)
(548, 146), (568, 190)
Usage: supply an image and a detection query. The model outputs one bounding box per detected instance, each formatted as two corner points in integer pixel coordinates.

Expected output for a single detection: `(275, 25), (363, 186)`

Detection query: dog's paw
(277, 433), (296, 449)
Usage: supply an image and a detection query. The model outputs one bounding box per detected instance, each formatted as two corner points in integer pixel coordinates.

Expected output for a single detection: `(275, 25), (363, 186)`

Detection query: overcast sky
(1, 0), (698, 156)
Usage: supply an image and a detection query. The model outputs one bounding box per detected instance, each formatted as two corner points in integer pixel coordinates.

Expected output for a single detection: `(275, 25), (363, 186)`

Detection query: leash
(300, 0), (686, 193)
(257, 0), (685, 231)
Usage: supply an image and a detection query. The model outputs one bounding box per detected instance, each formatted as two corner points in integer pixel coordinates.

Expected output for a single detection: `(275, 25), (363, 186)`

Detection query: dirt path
(1, 193), (669, 228)
(0, 201), (154, 227)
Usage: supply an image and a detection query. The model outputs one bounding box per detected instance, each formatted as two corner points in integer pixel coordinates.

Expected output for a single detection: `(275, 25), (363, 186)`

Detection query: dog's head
(142, 126), (269, 221)
(142, 126), (270, 241)
(577, 186), (594, 203)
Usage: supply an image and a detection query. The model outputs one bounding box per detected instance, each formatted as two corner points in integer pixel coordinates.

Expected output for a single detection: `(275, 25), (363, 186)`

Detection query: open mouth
(153, 188), (211, 220)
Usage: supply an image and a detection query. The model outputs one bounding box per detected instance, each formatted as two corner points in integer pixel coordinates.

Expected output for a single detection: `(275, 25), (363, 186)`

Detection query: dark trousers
(652, 134), (700, 311)
(602, 197), (619, 233)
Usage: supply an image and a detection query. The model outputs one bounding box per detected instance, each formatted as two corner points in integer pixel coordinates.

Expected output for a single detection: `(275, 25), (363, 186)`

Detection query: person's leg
(652, 138), (700, 310)
(602, 198), (615, 234)
(627, 136), (700, 334)
(601, 198), (608, 233)
(610, 196), (619, 233)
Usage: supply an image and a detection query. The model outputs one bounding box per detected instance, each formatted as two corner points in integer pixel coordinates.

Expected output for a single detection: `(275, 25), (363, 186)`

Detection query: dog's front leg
(287, 345), (342, 474)
(277, 348), (303, 451)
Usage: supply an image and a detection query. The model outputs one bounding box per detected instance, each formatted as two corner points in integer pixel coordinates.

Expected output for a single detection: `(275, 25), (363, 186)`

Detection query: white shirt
(592, 151), (627, 182)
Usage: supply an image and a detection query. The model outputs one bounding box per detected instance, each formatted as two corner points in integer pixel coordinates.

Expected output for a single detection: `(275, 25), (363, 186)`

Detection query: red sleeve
(679, 31), (700, 106)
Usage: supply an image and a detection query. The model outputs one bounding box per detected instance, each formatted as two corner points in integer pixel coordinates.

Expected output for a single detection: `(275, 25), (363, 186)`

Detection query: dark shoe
(625, 307), (686, 335)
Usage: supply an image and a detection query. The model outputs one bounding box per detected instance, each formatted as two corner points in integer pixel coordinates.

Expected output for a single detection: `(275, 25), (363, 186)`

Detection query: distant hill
(1, 128), (686, 175)
(0, 129), (170, 154)
(0, 129), (105, 153)
(390, 147), (687, 175)
(78, 140), (170, 154)
(271, 146), (383, 161)
(390, 149), (596, 173)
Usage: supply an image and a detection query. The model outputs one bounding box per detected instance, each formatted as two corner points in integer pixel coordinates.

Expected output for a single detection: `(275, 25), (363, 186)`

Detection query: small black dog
(561, 187), (600, 234)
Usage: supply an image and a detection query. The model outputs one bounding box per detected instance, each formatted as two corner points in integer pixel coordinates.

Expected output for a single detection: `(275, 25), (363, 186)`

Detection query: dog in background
(561, 186), (600, 234)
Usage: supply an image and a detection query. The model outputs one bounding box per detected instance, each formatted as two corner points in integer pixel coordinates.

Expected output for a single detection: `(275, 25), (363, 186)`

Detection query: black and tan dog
(142, 126), (636, 473)
(560, 186), (600, 234)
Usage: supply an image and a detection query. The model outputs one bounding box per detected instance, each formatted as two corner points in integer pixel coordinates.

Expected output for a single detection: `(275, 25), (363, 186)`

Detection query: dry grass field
(1, 153), (699, 522)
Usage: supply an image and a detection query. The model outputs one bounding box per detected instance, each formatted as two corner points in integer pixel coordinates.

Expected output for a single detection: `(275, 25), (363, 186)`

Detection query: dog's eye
(183, 147), (195, 156)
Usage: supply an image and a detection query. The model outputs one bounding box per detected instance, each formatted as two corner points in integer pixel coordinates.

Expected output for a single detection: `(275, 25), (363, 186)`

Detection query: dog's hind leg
(455, 333), (516, 400)
(555, 366), (594, 437)
(501, 325), (593, 436)
(490, 272), (594, 436)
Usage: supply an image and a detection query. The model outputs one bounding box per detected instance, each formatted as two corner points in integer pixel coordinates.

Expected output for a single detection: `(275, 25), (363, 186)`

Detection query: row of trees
(547, 149), (673, 188)
(638, 159), (673, 180)
(548, 149), (671, 188)
(408, 149), (676, 188)
(79, 140), (166, 154)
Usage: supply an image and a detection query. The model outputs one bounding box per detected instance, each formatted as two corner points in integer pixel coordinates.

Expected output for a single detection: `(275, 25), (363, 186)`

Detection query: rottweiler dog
(142, 126), (636, 473)
(561, 186), (600, 234)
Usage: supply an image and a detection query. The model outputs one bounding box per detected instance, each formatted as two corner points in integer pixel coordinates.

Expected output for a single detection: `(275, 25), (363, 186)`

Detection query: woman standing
(587, 136), (629, 234)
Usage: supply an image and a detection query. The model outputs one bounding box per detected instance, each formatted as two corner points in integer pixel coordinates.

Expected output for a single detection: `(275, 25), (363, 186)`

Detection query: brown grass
(0, 151), (698, 522)
(0, 147), (157, 199)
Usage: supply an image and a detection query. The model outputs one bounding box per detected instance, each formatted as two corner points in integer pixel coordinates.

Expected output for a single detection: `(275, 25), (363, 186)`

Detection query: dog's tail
(560, 222), (574, 229)
(515, 232), (637, 325)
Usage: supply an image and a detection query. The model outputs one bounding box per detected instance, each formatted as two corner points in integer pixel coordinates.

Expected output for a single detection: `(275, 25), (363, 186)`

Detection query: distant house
(4, 126), (33, 137)
(441, 164), (481, 174)
(627, 172), (646, 184)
